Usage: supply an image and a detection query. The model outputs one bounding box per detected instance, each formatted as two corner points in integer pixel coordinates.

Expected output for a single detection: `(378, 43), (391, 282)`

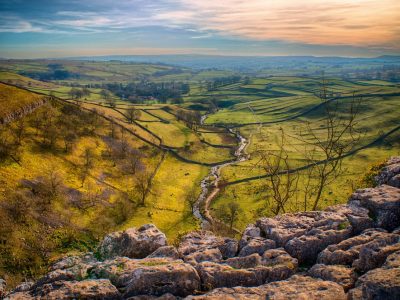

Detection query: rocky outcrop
(90, 257), (200, 298)
(0, 94), (48, 125)
(308, 264), (357, 291)
(4, 156), (400, 299)
(98, 224), (167, 259)
(375, 157), (400, 187)
(187, 275), (347, 300)
(348, 250), (400, 299)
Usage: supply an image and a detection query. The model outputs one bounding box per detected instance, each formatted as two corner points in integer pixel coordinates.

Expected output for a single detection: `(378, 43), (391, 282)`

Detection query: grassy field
(203, 77), (400, 230)
(0, 83), (48, 121)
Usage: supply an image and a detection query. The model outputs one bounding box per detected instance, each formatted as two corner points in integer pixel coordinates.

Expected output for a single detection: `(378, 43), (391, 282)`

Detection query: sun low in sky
(1, 0), (399, 58)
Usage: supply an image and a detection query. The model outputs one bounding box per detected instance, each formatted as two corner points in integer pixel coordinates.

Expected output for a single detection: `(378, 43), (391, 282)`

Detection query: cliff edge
(2, 157), (400, 299)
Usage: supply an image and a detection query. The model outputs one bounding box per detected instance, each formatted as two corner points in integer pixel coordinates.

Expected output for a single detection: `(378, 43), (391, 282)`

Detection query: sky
(1, 0), (400, 58)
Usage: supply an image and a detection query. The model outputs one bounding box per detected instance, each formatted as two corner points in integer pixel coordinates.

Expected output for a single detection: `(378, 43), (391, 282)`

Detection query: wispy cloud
(1, 0), (399, 52)
(0, 16), (46, 33)
(166, 0), (400, 49)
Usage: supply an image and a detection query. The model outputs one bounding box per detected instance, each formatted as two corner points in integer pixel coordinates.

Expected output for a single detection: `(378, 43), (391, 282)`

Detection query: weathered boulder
(350, 185), (400, 231)
(90, 257), (200, 297)
(147, 246), (180, 260)
(183, 248), (223, 265)
(261, 248), (298, 270)
(353, 232), (400, 273)
(31, 254), (99, 291)
(6, 279), (121, 300)
(256, 211), (353, 264)
(178, 231), (238, 261)
(186, 275), (346, 300)
(239, 224), (261, 249)
(36, 279), (121, 300)
(317, 229), (387, 265)
(348, 246), (400, 299)
(196, 262), (260, 289)
(308, 264), (357, 291)
(285, 225), (351, 265)
(195, 249), (297, 290)
(317, 227), (400, 273)
(349, 268), (400, 300)
(50, 253), (97, 271)
(383, 250), (400, 269)
(325, 202), (374, 234)
(98, 224), (167, 259)
(238, 238), (276, 257)
(375, 157), (400, 187)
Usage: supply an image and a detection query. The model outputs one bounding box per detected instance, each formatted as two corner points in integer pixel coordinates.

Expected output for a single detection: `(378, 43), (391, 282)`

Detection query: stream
(193, 114), (250, 230)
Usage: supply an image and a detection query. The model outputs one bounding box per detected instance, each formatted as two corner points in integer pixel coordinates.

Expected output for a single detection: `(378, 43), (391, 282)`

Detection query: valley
(0, 58), (399, 286)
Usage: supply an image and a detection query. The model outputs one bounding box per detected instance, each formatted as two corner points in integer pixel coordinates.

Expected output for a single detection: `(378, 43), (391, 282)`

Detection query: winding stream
(193, 114), (250, 230)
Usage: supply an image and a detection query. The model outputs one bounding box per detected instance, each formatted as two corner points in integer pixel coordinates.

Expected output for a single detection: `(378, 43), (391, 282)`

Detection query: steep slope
(3, 157), (399, 299)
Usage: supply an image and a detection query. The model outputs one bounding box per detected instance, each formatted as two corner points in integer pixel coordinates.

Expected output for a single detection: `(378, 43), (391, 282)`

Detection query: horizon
(1, 0), (400, 59)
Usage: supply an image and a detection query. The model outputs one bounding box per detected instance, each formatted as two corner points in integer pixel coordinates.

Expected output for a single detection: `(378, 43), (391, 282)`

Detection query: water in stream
(193, 114), (249, 229)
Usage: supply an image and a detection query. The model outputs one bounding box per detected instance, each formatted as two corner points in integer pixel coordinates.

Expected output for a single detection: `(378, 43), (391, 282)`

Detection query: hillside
(0, 83), (49, 124)
(2, 157), (399, 299)
(0, 85), (209, 286)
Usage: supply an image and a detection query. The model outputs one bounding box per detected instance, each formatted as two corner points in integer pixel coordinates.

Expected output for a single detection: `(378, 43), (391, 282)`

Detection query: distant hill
(65, 54), (400, 70)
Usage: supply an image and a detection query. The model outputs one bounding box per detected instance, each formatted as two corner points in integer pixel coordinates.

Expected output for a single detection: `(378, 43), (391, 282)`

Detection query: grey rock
(308, 264), (357, 291)
(35, 279), (121, 300)
(147, 246), (180, 260)
(285, 226), (352, 265)
(350, 184), (400, 231)
(186, 275), (346, 300)
(318, 229), (388, 266)
(195, 249), (297, 290)
(353, 232), (400, 273)
(238, 237), (276, 257)
(178, 231), (238, 261)
(375, 157), (400, 187)
(90, 257), (200, 297)
(98, 224), (167, 259)
(256, 211), (352, 264)
(350, 268), (400, 300)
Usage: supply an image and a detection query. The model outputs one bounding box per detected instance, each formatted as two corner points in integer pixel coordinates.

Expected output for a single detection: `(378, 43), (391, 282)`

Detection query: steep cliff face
(3, 157), (400, 300)
(0, 83), (49, 125)
(0, 96), (48, 124)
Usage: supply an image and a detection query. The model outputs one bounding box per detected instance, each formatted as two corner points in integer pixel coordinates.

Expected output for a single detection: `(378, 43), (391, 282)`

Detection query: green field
(1, 60), (399, 283)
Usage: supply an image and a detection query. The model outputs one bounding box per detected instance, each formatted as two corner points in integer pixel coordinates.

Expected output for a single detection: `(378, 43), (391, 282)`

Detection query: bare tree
(298, 82), (362, 210)
(185, 188), (198, 214)
(259, 132), (299, 215)
(102, 90), (116, 108)
(133, 170), (154, 206)
(126, 107), (141, 123)
(80, 147), (94, 186)
(217, 201), (242, 230)
(12, 119), (26, 145)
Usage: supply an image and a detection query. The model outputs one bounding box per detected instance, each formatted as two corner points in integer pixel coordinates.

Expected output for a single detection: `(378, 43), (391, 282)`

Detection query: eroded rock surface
(350, 184), (400, 231)
(5, 157), (400, 299)
(99, 224), (167, 259)
(186, 275), (346, 300)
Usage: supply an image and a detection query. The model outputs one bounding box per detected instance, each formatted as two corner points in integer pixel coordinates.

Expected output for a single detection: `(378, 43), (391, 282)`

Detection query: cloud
(0, 16), (46, 33)
(162, 0), (400, 49)
(1, 0), (399, 50)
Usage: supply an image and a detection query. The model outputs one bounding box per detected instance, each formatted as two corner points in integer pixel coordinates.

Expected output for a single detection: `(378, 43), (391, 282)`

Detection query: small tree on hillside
(258, 132), (299, 215)
(126, 107), (141, 123)
(216, 201), (242, 230)
(185, 188), (198, 214)
(298, 83), (362, 210)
